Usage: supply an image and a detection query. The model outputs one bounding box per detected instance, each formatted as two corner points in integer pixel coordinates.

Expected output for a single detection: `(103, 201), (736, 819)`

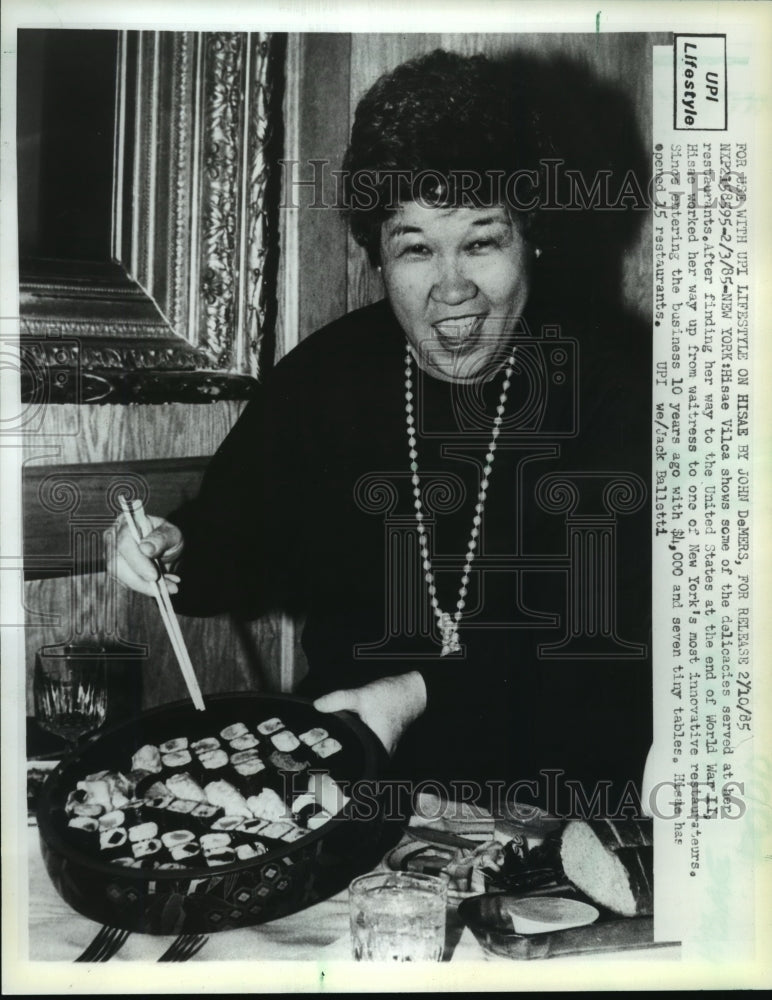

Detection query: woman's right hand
(104, 514), (184, 597)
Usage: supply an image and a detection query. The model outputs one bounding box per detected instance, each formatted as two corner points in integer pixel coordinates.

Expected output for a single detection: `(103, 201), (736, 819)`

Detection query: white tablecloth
(26, 823), (489, 963)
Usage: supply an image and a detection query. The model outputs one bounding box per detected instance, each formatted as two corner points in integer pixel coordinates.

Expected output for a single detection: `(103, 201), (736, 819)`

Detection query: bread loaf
(559, 818), (653, 917)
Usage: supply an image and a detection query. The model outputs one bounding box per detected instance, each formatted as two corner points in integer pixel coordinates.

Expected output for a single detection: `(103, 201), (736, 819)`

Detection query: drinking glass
(33, 647), (108, 754)
(349, 871), (447, 961)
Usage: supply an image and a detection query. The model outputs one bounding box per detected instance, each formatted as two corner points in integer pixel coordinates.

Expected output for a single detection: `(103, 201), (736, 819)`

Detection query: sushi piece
(67, 815), (99, 849)
(307, 809), (333, 831)
(141, 779), (171, 800)
(291, 792), (316, 816)
(299, 727), (328, 747)
(101, 774), (131, 810)
(229, 733), (259, 752)
(76, 777), (113, 812)
(66, 788), (104, 818)
(166, 772), (207, 803)
(132, 837), (164, 862)
(68, 813), (100, 832)
(268, 751), (308, 774)
(69, 801), (104, 819)
(237, 818), (270, 838)
(65, 788), (89, 814)
(99, 827), (129, 858)
(128, 820), (159, 843)
(230, 748), (263, 766)
(280, 826), (306, 843)
(160, 829), (196, 851)
(159, 737), (188, 755)
(260, 821), (295, 841)
(156, 862), (186, 870)
(190, 801), (223, 830)
(132, 744), (162, 774)
(191, 736), (221, 756)
(257, 717), (284, 736)
(198, 748), (230, 779)
(236, 842), (267, 861)
(161, 748), (193, 774)
(98, 809), (126, 832)
(247, 788), (291, 822)
(204, 780), (252, 819)
(200, 831), (232, 854)
(308, 772), (350, 816)
(220, 722), (248, 741)
(292, 795), (329, 829)
(112, 856), (142, 868)
(232, 756), (267, 796)
(166, 798), (199, 820)
(211, 815), (247, 834)
(170, 841), (202, 864)
(271, 730), (300, 753)
(311, 737), (342, 759)
(205, 848), (236, 867)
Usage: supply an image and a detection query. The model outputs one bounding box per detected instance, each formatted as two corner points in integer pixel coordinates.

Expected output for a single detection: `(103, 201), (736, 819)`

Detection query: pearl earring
(534, 248), (542, 259)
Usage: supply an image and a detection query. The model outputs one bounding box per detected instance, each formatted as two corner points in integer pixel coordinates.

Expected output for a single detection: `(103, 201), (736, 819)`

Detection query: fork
(75, 924), (130, 962)
(157, 932), (209, 962)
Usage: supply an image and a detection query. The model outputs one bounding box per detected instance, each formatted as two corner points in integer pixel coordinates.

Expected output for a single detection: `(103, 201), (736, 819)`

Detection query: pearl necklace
(405, 344), (516, 656)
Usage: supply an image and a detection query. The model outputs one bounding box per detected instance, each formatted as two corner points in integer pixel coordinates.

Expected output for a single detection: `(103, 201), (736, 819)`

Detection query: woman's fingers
(313, 689), (361, 715)
(104, 514), (183, 596)
(111, 548), (162, 597)
(314, 674), (427, 757)
(314, 687), (392, 751)
(137, 520), (183, 562)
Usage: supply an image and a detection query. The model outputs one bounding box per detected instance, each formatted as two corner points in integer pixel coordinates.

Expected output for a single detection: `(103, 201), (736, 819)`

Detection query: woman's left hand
(313, 671), (427, 756)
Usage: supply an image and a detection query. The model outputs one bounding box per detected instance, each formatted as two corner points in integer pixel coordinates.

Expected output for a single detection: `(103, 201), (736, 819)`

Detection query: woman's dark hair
(342, 49), (538, 266)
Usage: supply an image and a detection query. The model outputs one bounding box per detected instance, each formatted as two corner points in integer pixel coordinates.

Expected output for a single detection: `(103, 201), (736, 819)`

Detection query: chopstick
(118, 496), (205, 711)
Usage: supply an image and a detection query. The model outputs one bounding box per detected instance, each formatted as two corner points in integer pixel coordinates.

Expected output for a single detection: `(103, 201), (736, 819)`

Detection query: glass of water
(33, 646), (108, 755)
(349, 871), (448, 961)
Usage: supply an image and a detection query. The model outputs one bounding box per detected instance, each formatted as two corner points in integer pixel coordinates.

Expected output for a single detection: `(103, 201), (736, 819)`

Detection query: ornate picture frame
(18, 30), (284, 404)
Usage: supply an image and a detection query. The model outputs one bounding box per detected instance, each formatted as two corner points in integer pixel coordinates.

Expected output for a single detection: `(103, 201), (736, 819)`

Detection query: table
(26, 822), (680, 966)
(26, 822), (488, 963)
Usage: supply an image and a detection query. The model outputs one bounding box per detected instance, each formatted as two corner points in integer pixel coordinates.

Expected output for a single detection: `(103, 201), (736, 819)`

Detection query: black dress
(170, 298), (652, 817)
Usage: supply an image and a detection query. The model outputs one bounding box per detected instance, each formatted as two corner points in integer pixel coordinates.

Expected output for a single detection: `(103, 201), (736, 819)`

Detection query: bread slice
(559, 818), (653, 917)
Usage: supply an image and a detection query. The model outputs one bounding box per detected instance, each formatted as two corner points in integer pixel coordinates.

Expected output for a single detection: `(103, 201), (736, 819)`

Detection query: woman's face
(379, 203), (531, 383)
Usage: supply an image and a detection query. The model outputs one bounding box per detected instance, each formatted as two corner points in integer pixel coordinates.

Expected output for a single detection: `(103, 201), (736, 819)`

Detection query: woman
(110, 50), (651, 816)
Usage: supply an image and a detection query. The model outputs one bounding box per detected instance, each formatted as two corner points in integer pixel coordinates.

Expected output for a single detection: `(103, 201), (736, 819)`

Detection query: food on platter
(257, 717), (284, 736)
(55, 712), (350, 871)
(203, 779), (252, 818)
(308, 771), (350, 816)
(271, 730), (300, 752)
(299, 727), (328, 747)
(312, 737), (343, 759)
(248, 787), (292, 822)
(132, 744), (162, 773)
(220, 722), (248, 741)
(166, 772), (207, 802)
